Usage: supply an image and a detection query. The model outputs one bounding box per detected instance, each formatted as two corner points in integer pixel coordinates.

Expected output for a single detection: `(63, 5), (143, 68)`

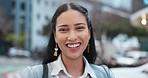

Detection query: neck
(61, 55), (85, 77)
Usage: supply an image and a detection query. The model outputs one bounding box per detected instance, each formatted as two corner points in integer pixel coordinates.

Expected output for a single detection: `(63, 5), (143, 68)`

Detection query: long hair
(42, 3), (97, 64)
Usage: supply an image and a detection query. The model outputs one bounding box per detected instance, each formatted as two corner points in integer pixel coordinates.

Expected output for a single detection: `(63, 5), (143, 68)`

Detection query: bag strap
(42, 64), (48, 78)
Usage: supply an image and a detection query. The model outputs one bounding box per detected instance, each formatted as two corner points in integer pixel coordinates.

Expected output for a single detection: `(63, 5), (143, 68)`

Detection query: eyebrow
(74, 23), (86, 26)
(57, 25), (68, 28)
(57, 23), (86, 28)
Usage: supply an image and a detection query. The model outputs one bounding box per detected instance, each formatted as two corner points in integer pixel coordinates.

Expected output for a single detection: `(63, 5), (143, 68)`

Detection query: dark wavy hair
(42, 3), (97, 64)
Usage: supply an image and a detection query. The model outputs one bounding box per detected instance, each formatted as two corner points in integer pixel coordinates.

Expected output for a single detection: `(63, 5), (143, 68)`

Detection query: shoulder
(21, 64), (43, 78)
(90, 64), (108, 73)
(90, 64), (108, 71)
(90, 64), (114, 78)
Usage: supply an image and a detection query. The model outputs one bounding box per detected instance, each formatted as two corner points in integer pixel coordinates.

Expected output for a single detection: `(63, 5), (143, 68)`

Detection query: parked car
(109, 51), (148, 67)
(8, 47), (31, 58)
(111, 63), (148, 78)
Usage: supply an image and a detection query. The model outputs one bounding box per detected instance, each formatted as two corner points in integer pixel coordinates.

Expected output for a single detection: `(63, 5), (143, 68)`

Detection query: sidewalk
(0, 56), (41, 78)
(111, 63), (148, 78)
(0, 56), (40, 65)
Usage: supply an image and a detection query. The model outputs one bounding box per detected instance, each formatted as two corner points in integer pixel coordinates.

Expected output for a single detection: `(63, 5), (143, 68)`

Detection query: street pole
(14, 0), (21, 47)
(25, 0), (31, 51)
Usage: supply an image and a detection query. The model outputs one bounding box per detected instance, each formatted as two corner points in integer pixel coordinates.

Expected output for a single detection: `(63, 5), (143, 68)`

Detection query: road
(1, 56), (147, 78)
(111, 63), (148, 78)
(0, 56), (41, 78)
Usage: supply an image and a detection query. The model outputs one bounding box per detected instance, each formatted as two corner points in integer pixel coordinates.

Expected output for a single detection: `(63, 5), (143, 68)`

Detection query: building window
(45, 16), (49, 21)
(20, 16), (25, 24)
(37, 14), (40, 20)
(11, 0), (16, 9)
(21, 2), (25, 10)
(51, 2), (56, 6)
(45, 0), (49, 6)
(37, 0), (41, 4)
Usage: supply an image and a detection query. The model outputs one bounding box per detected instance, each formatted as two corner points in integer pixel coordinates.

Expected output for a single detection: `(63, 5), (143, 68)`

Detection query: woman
(22, 3), (113, 78)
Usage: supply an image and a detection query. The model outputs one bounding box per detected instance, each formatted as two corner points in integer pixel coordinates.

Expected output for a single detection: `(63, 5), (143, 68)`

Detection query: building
(0, 0), (31, 51)
(11, 0), (31, 51)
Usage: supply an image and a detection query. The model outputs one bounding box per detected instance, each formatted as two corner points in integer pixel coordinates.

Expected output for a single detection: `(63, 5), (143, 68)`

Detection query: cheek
(55, 34), (67, 51)
(80, 31), (90, 42)
(55, 33), (66, 43)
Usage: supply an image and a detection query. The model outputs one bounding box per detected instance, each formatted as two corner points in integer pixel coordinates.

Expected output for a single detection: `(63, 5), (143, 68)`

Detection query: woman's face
(55, 9), (90, 60)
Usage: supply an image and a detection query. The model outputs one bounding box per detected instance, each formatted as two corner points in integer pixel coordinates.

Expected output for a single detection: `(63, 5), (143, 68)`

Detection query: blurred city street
(111, 63), (148, 78)
(0, 56), (147, 78)
(0, 56), (40, 78)
(0, 0), (148, 78)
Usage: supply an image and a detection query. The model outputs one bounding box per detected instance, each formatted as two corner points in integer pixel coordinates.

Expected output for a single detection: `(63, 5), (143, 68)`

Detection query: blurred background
(0, 0), (148, 78)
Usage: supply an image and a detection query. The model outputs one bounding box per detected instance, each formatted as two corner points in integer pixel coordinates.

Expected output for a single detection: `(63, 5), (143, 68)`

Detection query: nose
(67, 30), (78, 41)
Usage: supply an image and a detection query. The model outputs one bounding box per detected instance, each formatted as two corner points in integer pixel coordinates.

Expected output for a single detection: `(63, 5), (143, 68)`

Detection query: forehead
(56, 9), (86, 24)
(59, 9), (84, 16)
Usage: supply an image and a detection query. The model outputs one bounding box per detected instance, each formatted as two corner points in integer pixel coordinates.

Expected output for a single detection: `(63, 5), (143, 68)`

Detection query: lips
(66, 42), (81, 51)
(67, 43), (80, 48)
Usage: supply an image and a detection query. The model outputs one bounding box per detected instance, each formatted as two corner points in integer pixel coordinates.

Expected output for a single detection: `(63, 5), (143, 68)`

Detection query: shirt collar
(51, 55), (97, 78)
(83, 57), (97, 78)
(51, 55), (72, 77)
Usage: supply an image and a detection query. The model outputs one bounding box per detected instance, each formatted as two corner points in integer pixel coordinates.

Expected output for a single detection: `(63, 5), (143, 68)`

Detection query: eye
(58, 28), (69, 32)
(76, 26), (85, 31)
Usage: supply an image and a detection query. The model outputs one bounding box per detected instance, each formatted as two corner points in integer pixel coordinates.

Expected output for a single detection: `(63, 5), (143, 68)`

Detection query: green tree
(6, 33), (26, 47)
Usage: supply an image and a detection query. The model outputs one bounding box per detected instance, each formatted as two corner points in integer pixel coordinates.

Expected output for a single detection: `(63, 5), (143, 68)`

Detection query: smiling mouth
(66, 43), (81, 48)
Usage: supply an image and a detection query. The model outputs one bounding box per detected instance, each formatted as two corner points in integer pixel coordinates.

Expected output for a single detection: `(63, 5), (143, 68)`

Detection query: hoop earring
(87, 44), (90, 53)
(54, 44), (58, 56)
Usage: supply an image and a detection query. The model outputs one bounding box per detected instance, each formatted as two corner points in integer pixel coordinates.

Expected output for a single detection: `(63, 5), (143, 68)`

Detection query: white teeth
(67, 43), (80, 48)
